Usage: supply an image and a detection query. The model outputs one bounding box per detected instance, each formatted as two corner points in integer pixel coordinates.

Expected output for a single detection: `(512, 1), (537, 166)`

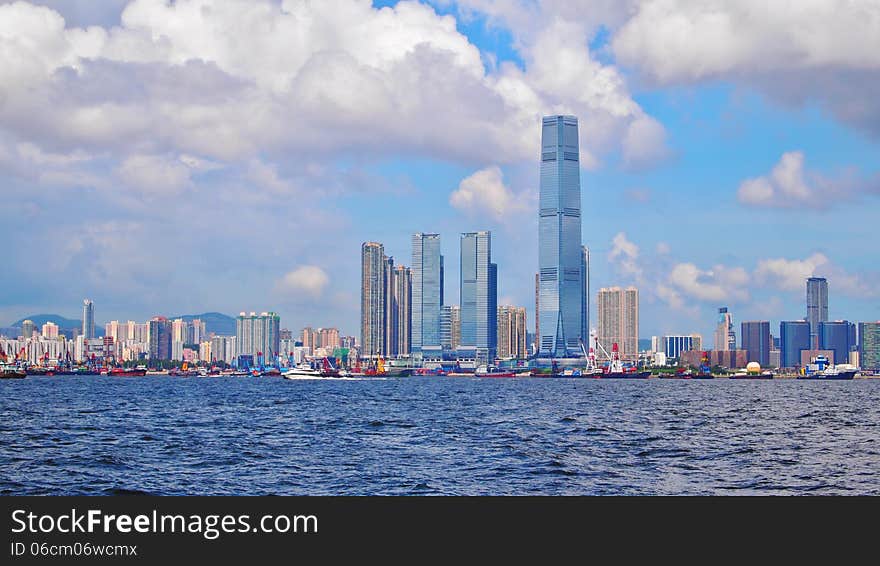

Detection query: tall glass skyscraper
(538, 115), (583, 357)
(459, 231), (497, 360)
(412, 233), (443, 356)
(82, 299), (95, 340)
(806, 277), (828, 349)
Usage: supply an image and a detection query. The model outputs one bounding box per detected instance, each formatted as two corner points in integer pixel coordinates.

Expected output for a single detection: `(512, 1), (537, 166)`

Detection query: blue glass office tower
(538, 115), (584, 357)
(780, 321), (811, 368)
(412, 233), (443, 356)
(819, 320), (855, 365)
(460, 231), (497, 360)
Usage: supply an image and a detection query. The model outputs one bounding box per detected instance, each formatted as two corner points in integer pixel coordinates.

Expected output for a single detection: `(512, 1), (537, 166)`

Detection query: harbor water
(2, 376), (878, 495)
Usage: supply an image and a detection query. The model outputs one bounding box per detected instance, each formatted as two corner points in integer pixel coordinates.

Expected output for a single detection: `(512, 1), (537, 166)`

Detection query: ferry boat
(282, 362), (323, 379)
(474, 365), (516, 378)
(1, 363), (26, 379)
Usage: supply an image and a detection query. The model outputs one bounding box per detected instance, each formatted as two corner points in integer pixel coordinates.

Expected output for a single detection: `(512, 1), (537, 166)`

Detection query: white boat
(282, 363), (323, 379)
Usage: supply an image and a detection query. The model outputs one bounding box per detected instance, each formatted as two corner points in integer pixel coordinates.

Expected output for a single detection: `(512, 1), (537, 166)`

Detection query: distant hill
(172, 312), (236, 336)
(11, 314), (82, 329)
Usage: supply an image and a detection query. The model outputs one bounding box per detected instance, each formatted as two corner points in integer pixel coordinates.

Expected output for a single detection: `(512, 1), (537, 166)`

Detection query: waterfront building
(148, 316), (172, 362)
(780, 320), (811, 368)
(714, 307), (735, 351)
(82, 299), (95, 340)
(741, 321), (771, 366)
(819, 321), (856, 368)
(235, 312), (281, 363)
(596, 287), (639, 361)
(361, 242), (388, 358)
(806, 277), (828, 349)
(663, 334), (703, 360)
(209, 335), (236, 364)
(412, 233), (443, 357)
(538, 115), (584, 357)
(859, 322), (880, 370)
(41, 322), (59, 339)
(459, 231), (497, 361)
(497, 306), (528, 359)
(20, 320), (36, 340)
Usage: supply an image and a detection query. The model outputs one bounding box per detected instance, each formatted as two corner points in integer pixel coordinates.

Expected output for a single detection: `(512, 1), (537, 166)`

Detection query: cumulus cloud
(116, 154), (193, 195)
(611, 0), (880, 138)
(736, 151), (873, 209)
(667, 262), (749, 303)
(276, 266), (330, 298)
(609, 232), (643, 281)
(449, 166), (529, 220)
(0, 0), (667, 183)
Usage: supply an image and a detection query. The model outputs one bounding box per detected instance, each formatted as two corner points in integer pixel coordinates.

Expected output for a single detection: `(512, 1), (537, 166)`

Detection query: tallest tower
(538, 115), (583, 357)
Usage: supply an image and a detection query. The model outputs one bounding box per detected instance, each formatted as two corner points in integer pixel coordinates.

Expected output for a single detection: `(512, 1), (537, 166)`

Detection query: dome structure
(746, 362), (761, 374)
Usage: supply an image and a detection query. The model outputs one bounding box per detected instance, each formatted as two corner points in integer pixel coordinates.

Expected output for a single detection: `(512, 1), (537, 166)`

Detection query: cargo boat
(797, 355), (857, 380)
(107, 367), (147, 377)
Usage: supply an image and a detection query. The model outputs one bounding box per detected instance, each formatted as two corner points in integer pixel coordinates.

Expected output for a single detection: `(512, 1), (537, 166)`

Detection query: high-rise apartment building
(596, 287), (639, 361)
(806, 277), (828, 349)
(662, 335), (702, 359)
(459, 231), (497, 360)
(497, 306), (528, 359)
(41, 322), (59, 339)
(741, 321), (771, 366)
(235, 312), (281, 361)
(412, 233), (443, 357)
(82, 299), (95, 339)
(538, 115), (584, 357)
(390, 265), (412, 356)
(361, 242), (388, 358)
(20, 319), (36, 340)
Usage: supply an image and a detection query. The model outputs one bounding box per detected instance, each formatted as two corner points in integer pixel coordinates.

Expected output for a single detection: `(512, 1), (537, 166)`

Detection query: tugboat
(797, 355), (857, 380)
(595, 340), (650, 379)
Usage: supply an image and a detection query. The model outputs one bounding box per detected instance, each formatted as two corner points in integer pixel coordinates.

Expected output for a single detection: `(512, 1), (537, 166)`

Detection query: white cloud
(737, 151), (874, 209)
(276, 265), (329, 298)
(0, 0), (668, 179)
(753, 253), (829, 291)
(116, 154), (193, 195)
(621, 115), (671, 169)
(611, 0), (880, 137)
(449, 166), (529, 220)
(667, 262), (749, 303)
(608, 231), (643, 281)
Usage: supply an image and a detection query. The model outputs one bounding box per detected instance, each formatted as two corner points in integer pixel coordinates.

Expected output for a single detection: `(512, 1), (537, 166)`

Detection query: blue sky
(0, 0), (878, 344)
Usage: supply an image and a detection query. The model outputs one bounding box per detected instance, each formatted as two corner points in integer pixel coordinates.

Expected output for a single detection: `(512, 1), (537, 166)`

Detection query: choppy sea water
(2, 376), (878, 495)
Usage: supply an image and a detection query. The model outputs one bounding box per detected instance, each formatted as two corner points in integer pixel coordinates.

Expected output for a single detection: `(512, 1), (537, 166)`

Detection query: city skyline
(1, 1), (879, 345)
